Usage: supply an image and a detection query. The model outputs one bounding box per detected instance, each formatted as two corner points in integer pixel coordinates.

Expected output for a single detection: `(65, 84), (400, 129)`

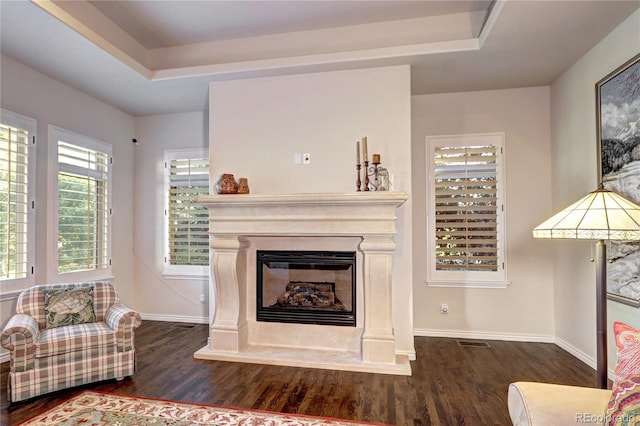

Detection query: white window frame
(0, 109), (36, 294)
(426, 132), (508, 288)
(163, 148), (209, 279)
(48, 126), (112, 282)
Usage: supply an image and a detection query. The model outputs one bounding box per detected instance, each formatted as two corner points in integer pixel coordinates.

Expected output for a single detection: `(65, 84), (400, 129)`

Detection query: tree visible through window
(434, 145), (499, 271)
(0, 112), (35, 283)
(165, 151), (209, 273)
(56, 137), (110, 274)
(427, 133), (507, 287)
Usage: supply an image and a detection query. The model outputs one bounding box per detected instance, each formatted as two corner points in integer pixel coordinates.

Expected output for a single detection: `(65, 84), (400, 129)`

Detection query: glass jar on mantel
(215, 173), (239, 194)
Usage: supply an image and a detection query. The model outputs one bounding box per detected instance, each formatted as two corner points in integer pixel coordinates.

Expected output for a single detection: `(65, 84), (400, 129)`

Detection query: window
(164, 150), (209, 277)
(51, 127), (111, 278)
(426, 133), (507, 288)
(0, 110), (36, 289)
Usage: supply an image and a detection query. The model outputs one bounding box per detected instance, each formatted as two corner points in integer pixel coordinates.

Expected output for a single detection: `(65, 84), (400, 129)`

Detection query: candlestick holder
(356, 164), (362, 192)
(366, 160), (390, 191)
(363, 161), (370, 191)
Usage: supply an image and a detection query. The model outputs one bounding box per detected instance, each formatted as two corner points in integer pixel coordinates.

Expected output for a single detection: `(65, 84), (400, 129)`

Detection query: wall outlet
(440, 303), (449, 314)
(294, 153), (302, 165)
(302, 153), (311, 164)
(200, 294), (205, 303)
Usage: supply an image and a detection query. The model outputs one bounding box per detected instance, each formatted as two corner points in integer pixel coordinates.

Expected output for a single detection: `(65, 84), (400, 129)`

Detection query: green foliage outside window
(0, 123), (29, 280)
(57, 173), (107, 273)
(56, 139), (109, 274)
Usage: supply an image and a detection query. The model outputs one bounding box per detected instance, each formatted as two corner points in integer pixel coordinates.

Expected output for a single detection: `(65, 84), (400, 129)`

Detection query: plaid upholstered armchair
(1, 281), (141, 402)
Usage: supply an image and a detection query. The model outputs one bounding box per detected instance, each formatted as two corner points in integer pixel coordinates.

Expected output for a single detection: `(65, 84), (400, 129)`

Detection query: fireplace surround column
(209, 235), (249, 352)
(360, 236), (397, 364)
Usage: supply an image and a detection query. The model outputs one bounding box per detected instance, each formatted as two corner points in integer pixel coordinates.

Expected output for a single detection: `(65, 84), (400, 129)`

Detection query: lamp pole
(595, 239), (608, 389)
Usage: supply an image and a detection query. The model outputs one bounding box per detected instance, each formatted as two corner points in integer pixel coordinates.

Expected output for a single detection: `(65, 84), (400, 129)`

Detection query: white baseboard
(554, 336), (615, 380)
(397, 349), (417, 361)
(0, 291), (21, 302)
(140, 313), (208, 324)
(553, 336), (595, 369)
(413, 328), (555, 343)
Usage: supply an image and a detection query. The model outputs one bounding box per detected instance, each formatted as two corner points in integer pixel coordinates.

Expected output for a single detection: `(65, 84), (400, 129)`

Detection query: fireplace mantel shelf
(194, 191), (411, 375)
(196, 191), (408, 237)
(197, 191), (408, 206)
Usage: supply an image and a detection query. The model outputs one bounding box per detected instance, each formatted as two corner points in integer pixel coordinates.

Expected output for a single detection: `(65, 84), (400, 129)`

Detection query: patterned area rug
(20, 391), (386, 425)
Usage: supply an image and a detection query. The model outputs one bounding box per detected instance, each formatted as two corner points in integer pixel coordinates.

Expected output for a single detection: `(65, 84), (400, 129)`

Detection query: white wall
(550, 10), (640, 370)
(133, 112), (209, 322)
(208, 66), (415, 357)
(0, 55), (136, 357)
(412, 86), (555, 340)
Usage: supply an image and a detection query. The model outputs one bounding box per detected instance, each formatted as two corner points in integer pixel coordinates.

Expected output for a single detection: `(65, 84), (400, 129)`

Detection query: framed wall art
(597, 53), (640, 306)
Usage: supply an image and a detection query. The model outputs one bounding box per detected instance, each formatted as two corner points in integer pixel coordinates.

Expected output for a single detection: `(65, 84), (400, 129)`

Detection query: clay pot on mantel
(237, 177), (250, 194)
(215, 173), (239, 194)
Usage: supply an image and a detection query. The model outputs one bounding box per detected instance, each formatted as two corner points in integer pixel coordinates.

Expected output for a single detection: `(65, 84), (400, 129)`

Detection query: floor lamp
(533, 186), (640, 389)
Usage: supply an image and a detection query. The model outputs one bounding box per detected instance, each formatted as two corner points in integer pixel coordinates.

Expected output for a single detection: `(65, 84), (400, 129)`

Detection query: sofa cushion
(606, 321), (640, 425)
(43, 287), (97, 329)
(35, 322), (116, 358)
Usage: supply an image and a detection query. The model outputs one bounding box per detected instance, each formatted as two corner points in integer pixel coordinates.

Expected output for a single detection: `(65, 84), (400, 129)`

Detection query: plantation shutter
(57, 141), (109, 273)
(434, 145), (499, 272)
(167, 157), (209, 266)
(0, 123), (30, 279)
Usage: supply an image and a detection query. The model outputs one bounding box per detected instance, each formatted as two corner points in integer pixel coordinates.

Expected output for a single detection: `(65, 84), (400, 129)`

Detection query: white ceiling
(1, 0), (639, 117)
(88, 0), (492, 49)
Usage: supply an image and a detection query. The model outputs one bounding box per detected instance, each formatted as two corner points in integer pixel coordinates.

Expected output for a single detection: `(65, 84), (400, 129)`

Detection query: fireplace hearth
(257, 250), (356, 327)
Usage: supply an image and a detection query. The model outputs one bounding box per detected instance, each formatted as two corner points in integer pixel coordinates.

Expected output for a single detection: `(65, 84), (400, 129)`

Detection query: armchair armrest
(508, 382), (612, 426)
(1, 314), (39, 372)
(105, 304), (142, 352)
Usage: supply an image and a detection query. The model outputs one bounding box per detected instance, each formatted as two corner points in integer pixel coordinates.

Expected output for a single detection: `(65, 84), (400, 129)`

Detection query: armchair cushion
(508, 381), (611, 426)
(43, 287), (97, 329)
(35, 323), (115, 358)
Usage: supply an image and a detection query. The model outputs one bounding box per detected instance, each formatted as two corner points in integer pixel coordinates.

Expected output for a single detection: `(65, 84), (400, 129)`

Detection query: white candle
(356, 140), (361, 165)
(363, 137), (368, 161)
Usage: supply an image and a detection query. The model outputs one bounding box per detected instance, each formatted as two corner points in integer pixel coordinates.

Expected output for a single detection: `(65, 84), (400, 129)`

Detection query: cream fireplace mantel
(194, 192), (411, 375)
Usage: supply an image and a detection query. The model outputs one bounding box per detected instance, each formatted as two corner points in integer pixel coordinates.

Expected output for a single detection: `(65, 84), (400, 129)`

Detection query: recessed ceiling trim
(478, 0), (505, 47)
(32, 0), (153, 79)
(32, 0), (486, 83)
(152, 38), (480, 81)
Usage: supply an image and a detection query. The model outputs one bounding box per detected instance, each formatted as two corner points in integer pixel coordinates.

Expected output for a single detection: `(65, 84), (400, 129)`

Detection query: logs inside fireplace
(256, 250), (356, 327)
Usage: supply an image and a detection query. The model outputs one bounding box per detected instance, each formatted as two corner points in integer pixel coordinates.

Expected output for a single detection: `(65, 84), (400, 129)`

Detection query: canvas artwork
(598, 53), (640, 306)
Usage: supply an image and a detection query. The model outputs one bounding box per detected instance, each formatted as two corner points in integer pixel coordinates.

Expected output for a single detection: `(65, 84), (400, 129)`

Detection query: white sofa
(508, 382), (612, 426)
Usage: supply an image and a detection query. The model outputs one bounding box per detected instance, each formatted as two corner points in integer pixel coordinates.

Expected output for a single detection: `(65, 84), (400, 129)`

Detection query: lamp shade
(533, 188), (640, 240)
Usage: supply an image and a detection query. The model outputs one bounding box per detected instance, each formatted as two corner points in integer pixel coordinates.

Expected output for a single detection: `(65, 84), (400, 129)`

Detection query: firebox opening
(257, 250), (356, 327)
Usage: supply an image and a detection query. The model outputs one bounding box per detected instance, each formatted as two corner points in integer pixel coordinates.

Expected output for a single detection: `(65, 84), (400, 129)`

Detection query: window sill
(426, 280), (510, 289)
(54, 270), (114, 283)
(162, 273), (208, 281)
(0, 290), (23, 301)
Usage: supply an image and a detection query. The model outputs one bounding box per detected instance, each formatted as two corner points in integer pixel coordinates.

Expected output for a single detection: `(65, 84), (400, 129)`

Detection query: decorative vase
(238, 177), (250, 194)
(215, 173), (239, 194)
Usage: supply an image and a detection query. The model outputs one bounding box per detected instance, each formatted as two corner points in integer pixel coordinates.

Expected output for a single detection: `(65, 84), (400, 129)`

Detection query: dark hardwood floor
(2, 320), (596, 425)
